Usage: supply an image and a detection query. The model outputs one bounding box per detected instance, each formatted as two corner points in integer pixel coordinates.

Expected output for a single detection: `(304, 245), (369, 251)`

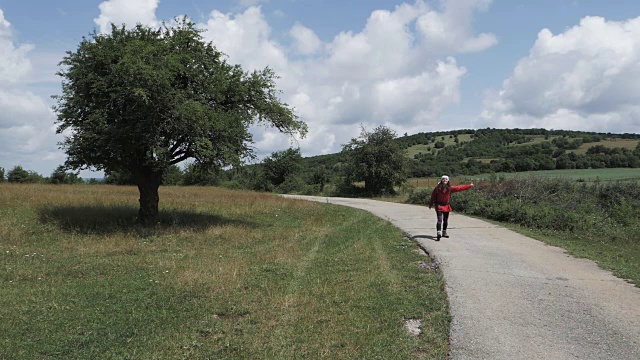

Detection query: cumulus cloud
(0, 9), (33, 84)
(290, 22), (322, 55)
(200, 7), (289, 73)
(480, 16), (640, 133)
(416, 0), (496, 54)
(94, 0), (159, 34)
(198, 0), (494, 158)
(0, 9), (60, 175)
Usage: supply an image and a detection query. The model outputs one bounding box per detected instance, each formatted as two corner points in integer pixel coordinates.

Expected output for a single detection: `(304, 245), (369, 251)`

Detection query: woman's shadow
(39, 205), (256, 235)
(411, 235), (439, 242)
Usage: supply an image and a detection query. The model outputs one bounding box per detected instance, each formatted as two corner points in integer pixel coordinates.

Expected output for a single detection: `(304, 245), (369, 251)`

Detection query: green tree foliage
(310, 165), (330, 192)
(0, 167), (4, 182)
(182, 163), (219, 186)
(341, 126), (407, 195)
(7, 166), (44, 183)
(163, 164), (184, 185)
(49, 165), (83, 184)
(54, 19), (307, 225)
(104, 169), (136, 185)
(263, 147), (302, 187)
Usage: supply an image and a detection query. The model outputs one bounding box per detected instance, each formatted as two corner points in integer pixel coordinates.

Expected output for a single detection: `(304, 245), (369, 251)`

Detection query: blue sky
(2, 0), (640, 177)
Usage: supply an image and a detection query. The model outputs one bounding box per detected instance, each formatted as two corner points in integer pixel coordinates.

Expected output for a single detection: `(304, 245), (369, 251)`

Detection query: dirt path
(283, 195), (640, 360)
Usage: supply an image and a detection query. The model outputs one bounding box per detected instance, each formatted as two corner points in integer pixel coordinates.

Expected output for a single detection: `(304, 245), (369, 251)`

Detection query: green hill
(299, 128), (640, 180)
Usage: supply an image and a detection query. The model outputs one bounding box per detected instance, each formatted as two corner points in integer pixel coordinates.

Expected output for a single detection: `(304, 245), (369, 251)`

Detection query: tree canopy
(263, 147), (302, 188)
(341, 125), (407, 195)
(54, 19), (306, 225)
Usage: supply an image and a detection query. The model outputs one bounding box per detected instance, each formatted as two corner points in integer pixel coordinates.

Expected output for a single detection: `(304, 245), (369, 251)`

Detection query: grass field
(571, 139), (640, 154)
(406, 134), (474, 158)
(406, 135), (639, 161)
(402, 168), (640, 190)
(1, 184), (449, 359)
(406, 144), (433, 158)
(468, 168), (640, 182)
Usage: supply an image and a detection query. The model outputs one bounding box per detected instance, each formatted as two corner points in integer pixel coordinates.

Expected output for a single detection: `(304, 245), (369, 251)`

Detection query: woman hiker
(428, 175), (474, 241)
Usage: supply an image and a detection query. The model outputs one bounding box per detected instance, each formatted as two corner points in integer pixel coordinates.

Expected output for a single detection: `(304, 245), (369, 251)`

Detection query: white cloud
(0, 10), (62, 175)
(94, 0), (159, 34)
(0, 89), (52, 129)
(480, 16), (640, 133)
(0, 9), (33, 84)
(290, 22), (322, 55)
(0, 90), (58, 173)
(197, 1), (494, 159)
(416, 0), (496, 54)
(200, 6), (289, 73)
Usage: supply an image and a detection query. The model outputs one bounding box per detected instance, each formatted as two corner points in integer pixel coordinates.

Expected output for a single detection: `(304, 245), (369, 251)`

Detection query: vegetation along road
(285, 195), (640, 359)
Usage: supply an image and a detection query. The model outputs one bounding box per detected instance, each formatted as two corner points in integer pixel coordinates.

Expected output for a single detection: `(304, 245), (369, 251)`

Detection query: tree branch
(169, 136), (186, 154)
(170, 153), (191, 165)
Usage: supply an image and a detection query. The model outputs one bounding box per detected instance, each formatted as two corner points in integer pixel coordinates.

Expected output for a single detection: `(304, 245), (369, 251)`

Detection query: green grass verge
(0, 184), (449, 359)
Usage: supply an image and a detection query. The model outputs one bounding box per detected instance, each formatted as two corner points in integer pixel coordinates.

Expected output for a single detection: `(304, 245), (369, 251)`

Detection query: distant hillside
(299, 128), (640, 179)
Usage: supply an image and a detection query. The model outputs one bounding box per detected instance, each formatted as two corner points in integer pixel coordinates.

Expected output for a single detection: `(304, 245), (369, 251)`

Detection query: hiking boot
(442, 230), (449, 238)
(436, 231), (441, 241)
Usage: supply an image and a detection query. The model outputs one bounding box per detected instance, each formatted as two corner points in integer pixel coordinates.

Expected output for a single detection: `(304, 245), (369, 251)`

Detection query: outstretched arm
(450, 183), (474, 193)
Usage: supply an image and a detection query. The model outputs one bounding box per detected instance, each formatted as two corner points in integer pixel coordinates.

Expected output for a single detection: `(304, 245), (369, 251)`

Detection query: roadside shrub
(405, 188), (431, 205)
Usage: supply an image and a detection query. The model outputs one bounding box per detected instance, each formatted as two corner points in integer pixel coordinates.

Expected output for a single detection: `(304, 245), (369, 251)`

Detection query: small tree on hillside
(341, 125), (407, 195)
(182, 163), (219, 186)
(0, 167), (4, 182)
(7, 166), (44, 183)
(50, 165), (82, 184)
(54, 19), (307, 226)
(163, 164), (184, 186)
(7, 166), (30, 183)
(263, 147), (302, 188)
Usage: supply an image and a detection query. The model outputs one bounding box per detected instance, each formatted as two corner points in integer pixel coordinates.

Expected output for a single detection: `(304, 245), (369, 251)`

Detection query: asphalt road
(283, 195), (640, 360)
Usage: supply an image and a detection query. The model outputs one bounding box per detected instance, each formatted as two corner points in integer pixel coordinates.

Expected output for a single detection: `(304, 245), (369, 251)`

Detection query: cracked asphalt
(283, 195), (640, 360)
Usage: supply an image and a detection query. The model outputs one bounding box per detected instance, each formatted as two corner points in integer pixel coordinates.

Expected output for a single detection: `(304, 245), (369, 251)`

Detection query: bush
(405, 188), (432, 205)
(447, 177), (640, 240)
(7, 166), (44, 183)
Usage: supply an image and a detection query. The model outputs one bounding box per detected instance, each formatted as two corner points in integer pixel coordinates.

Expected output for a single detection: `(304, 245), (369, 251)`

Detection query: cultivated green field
(571, 139), (640, 154)
(1, 184), (448, 359)
(406, 134), (474, 158)
(468, 168), (640, 182)
(403, 168), (640, 190)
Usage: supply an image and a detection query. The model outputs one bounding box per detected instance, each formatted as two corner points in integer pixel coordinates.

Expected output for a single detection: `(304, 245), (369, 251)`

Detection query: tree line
(0, 165), (83, 184)
(4, 128), (640, 196)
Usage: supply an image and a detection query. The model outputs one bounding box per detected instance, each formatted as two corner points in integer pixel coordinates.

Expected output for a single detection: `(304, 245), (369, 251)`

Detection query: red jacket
(428, 184), (473, 212)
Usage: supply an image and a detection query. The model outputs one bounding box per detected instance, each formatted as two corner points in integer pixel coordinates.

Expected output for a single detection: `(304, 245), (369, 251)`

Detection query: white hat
(441, 175), (449, 181)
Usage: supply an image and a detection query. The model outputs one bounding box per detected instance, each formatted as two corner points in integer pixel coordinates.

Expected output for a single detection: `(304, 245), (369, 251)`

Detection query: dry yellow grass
(1, 183), (449, 359)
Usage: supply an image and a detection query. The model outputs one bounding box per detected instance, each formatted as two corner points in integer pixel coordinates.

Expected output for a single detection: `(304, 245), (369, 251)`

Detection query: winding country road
(283, 195), (640, 360)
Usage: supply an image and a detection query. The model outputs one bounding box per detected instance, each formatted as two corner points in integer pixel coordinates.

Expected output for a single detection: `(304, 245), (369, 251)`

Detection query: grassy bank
(1, 184), (448, 359)
(406, 177), (640, 287)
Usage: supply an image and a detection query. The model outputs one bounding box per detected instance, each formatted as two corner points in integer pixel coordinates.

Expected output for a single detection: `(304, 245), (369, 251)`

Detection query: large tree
(54, 19), (306, 226)
(341, 125), (407, 195)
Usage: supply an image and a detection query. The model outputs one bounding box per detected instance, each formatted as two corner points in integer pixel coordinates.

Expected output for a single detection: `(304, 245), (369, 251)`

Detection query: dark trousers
(436, 211), (450, 231)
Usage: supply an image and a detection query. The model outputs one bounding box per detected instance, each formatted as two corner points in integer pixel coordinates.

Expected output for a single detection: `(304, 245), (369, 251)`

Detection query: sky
(2, 0), (640, 178)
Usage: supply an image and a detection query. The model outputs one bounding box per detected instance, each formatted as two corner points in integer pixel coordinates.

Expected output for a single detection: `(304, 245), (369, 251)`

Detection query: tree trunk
(137, 176), (161, 227)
